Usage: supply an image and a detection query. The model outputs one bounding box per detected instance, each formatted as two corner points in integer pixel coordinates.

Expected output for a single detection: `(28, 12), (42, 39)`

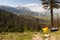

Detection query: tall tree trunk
(50, 0), (53, 27)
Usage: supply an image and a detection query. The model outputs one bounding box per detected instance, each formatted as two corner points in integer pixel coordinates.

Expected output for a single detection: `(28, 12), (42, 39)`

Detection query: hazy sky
(0, 0), (41, 6)
(0, 0), (60, 12)
(0, 0), (45, 12)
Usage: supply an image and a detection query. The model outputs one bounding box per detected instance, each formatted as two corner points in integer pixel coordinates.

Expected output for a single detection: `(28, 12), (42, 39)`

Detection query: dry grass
(0, 31), (60, 40)
(0, 32), (33, 40)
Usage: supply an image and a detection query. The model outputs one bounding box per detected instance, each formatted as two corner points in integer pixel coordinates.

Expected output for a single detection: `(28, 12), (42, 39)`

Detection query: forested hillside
(0, 9), (46, 32)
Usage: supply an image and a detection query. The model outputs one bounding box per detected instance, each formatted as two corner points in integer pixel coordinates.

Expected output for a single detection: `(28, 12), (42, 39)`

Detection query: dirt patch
(32, 33), (42, 40)
(32, 33), (60, 40)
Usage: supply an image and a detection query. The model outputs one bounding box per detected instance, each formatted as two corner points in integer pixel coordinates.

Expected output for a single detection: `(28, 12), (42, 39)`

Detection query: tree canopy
(41, 0), (60, 9)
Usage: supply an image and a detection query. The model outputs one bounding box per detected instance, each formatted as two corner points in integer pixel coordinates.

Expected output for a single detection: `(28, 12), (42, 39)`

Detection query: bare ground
(32, 33), (60, 40)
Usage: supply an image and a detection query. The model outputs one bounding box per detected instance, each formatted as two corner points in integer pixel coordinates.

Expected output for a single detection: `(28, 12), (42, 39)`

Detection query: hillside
(0, 5), (39, 16)
(0, 5), (58, 19)
(0, 9), (47, 32)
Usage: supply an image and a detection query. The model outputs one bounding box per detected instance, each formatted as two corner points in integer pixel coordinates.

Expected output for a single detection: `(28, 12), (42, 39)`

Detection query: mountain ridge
(0, 5), (39, 16)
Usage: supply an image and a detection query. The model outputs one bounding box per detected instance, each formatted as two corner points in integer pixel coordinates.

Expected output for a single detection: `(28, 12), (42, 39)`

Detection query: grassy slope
(0, 31), (60, 40)
(0, 32), (33, 40)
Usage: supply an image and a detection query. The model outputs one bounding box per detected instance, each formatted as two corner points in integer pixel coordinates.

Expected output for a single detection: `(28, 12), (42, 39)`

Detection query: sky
(0, 0), (41, 6)
(0, 0), (60, 12)
(0, 0), (45, 12)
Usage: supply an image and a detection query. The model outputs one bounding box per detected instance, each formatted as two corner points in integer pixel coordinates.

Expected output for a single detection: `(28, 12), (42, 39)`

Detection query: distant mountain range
(0, 5), (59, 19)
(0, 5), (39, 16)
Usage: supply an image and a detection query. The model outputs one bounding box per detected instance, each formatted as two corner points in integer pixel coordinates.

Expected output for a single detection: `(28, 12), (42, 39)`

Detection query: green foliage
(0, 32), (33, 40)
(0, 9), (44, 32)
(41, 0), (60, 9)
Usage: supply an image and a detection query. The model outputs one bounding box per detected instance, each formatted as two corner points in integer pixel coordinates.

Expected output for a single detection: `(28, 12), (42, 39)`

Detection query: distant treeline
(0, 9), (45, 32)
(0, 9), (59, 33)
